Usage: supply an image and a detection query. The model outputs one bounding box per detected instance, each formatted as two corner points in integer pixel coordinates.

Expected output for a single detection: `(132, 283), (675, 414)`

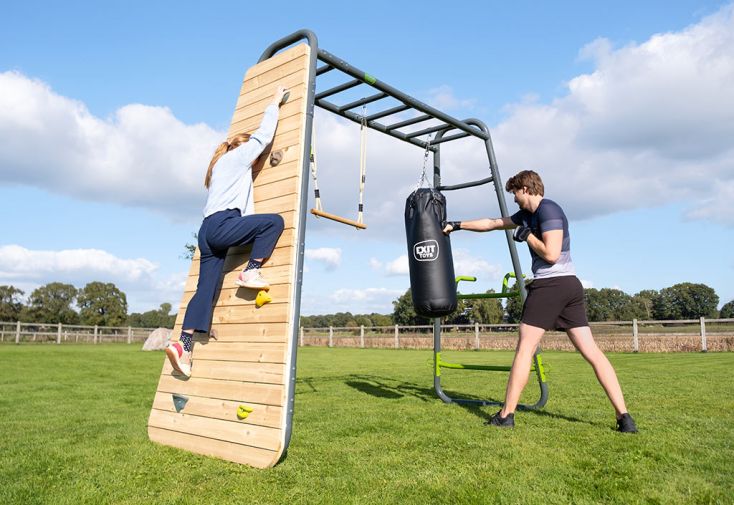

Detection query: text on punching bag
(413, 240), (440, 262)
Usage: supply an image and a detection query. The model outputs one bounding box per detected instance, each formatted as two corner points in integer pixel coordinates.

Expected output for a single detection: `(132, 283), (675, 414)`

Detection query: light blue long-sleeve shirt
(202, 104), (280, 218)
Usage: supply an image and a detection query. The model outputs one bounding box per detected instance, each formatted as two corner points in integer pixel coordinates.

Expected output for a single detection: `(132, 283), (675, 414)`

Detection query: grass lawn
(0, 345), (732, 504)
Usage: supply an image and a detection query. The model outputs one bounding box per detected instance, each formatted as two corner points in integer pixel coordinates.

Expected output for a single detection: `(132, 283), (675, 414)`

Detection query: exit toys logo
(413, 240), (439, 261)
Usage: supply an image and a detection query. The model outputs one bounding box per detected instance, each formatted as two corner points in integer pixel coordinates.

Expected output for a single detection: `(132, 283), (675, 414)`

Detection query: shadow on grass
(340, 374), (596, 426)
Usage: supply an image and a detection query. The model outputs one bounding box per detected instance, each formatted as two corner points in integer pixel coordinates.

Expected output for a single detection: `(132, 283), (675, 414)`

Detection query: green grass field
(1, 345), (732, 505)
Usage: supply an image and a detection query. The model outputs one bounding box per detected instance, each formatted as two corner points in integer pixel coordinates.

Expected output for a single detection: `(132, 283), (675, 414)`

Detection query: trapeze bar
(310, 209), (367, 229)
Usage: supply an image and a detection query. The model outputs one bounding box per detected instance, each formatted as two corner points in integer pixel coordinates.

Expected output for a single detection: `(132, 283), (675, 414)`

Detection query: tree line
(307, 282), (734, 327)
(0, 282), (175, 328)
(2, 281), (732, 329)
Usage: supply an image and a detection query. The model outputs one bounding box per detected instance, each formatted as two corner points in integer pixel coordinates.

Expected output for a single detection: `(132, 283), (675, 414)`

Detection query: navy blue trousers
(183, 209), (284, 333)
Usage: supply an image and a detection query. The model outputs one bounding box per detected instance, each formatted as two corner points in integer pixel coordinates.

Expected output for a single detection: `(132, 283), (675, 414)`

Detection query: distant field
(1, 346), (732, 504)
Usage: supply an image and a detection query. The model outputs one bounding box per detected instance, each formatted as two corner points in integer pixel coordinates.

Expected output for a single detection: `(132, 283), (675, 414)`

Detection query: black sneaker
(616, 413), (638, 433)
(484, 411), (515, 428)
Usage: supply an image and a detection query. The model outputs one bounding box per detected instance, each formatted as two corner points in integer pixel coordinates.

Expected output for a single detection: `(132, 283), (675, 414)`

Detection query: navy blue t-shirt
(511, 198), (575, 278)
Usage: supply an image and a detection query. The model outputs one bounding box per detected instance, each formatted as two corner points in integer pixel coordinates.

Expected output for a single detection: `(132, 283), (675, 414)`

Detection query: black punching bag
(404, 188), (457, 317)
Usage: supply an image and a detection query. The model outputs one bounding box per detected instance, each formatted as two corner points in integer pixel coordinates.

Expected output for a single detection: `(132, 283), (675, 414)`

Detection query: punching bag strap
(414, 135), (433, 191)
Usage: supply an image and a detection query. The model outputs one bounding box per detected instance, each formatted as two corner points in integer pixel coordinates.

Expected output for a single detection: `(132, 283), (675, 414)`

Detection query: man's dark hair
(505, 170), (544, 196)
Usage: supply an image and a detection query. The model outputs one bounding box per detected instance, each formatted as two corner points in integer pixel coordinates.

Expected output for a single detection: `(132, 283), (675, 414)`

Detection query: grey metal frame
(257, 29), (547, 451)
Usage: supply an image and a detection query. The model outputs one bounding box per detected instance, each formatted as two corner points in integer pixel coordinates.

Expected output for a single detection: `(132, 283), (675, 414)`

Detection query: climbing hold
(172, 394), (189, 413)
(256, 290), (272, 308)
(270, 150), (284, 167)
(237, 405), (254, 420)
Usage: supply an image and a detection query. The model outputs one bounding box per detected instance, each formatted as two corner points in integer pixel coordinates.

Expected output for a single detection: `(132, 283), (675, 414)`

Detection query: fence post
(360, 325), (364, 348)
(328, 326), (333, 348)
(127, 326), (132, 344)
(299, 326), (304, 347)
(57, 323), (62, 345)
(632, 319), (639, 353)
(700, 317), (707, 353)
(16, 321), (21, 344)
(94, 325), (98, 344)
(394, 324), (399, 349)
(474, 322), (480, 350)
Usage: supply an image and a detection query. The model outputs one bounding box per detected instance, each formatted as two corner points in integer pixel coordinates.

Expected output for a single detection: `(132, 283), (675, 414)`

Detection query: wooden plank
(151, 392), (282, 428)
(150, 41), (310, 469)
(161, 359), (285, 384)
(148, 409), (281, 451)
(157, 375), (285, 405)
(148, 427), (278, 469)
(166, 324), (290, 344)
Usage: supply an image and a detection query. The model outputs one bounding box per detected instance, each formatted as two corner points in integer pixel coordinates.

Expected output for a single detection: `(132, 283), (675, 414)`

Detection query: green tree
(391, 289), (430, 326)
(585, 288), (635, 321)
(653, 283), (719, 320)
(469, 291), (504, 324)
(630, 289), (659, 320)
(0, 285), (25, 322)
(24, 282), (79, 324)
(505, 282), (523, 323)
(77, 282), (128, 326)
(127, 303), (175, 328)
(720, 300), (734, 318)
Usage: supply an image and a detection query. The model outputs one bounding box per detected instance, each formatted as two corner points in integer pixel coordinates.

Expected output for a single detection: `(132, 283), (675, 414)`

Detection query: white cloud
(0, 245), (157, 281)
(580, 278), (594, 289)
(426, 85), (477, 110)
(2, 4), (733, 238)
(385, 255), (410, 276)
(0, 71), (217, 219)
(304, 247), (342, 270)
(0, 244), (185, 313)
(451, 248), (503, 280)
(330, 287), (403, 303)
(492, 5), (734, 225)
(369, 257), (383, 270)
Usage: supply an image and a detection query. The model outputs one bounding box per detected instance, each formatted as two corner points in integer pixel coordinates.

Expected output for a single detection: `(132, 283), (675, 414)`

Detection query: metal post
(700, 317), (707, 352)
(632, 319), (639, 353)
(394, 324), (399, 349)
(328, 326), (333, 348)
(16, 321), (21, 344)
(299, 326), (304, 347)
(57, 323), (62, 345)
(360, 325), (364, 348)
(474, 322), (480, 350)
(94, 325), (98, 344)
(127, 326), (132, 344)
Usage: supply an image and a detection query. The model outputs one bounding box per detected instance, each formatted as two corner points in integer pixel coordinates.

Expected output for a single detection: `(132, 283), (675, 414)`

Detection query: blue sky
(1, 0), (732, 315)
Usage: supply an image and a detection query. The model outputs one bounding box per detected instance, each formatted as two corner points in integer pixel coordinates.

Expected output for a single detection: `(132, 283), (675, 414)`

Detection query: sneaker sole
(234, 279), (270, 291)
(165, 346), (191, 378)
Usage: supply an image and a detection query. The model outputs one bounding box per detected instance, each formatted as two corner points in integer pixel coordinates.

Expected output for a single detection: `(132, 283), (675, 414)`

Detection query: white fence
(0, 321), (159, 345)
(300, 318), (734, 352)
(3, 318), (733, 352)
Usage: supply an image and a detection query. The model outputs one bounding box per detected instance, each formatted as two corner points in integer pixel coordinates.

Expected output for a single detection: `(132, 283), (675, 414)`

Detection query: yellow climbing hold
(237, 405), (254, 420)
(256, 290), (272, 308)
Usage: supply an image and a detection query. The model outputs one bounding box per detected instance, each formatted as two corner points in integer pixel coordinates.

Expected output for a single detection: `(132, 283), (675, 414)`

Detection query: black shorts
(521, 275), (589, 331)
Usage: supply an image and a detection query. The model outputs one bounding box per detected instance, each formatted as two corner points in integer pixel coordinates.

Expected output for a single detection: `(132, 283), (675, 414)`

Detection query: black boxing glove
(513, 226), (532, 242)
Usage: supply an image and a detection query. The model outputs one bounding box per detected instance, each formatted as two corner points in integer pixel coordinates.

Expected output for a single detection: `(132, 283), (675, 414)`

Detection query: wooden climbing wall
(147, 43), (311, 468)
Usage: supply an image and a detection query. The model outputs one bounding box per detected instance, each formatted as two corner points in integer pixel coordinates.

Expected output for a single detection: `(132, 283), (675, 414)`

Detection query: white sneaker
(235, 269), (271, 290)
(165, 342), (191, 378)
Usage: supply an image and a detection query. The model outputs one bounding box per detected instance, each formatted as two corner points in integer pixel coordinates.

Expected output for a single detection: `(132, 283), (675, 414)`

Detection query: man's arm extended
(443, 217), (515, 234)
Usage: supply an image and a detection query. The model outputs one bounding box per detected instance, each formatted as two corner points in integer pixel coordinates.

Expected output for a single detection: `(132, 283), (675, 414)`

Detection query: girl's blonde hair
(204, 133), (251, 188)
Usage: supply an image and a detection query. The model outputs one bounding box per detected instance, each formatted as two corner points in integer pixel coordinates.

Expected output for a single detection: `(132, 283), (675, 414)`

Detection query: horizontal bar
(316, 99), (434, 150)
(437, 176), (494, 191)
(338, 92), (389, 112)
(439, 361), (538, 373)
(405, 123), (452, 139)
(317, 49), (489, 141)
(316, 65), (334, 75)
(366, 104), (411, 121)
(430, 131), (471, 145)
(310, 208), (367, 229)
(315, 79), (362, 100)
(385, 114), (432, 131)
